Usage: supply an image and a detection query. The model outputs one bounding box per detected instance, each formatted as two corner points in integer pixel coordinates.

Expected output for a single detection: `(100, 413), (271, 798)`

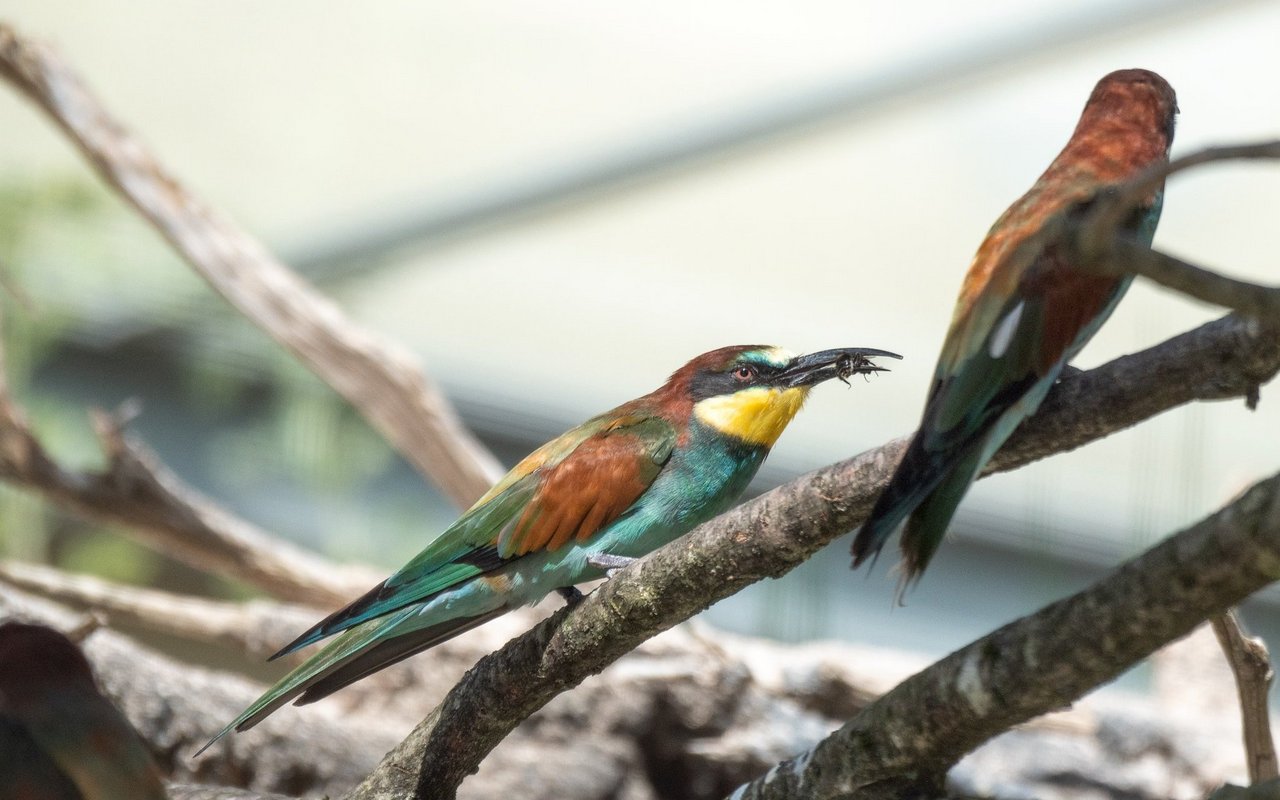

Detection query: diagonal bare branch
(1104, 239), (1280, 322)
(347, 311), (1280, 799)
(0, 388), (378, 606)
(0, 21), (503, 509)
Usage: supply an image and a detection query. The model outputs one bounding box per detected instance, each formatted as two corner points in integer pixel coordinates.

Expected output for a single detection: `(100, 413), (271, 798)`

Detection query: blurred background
(0, 0), (1277, 693)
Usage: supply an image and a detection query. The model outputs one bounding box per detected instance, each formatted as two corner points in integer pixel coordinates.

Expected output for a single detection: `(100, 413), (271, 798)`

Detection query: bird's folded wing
(274, 410), (677, 656)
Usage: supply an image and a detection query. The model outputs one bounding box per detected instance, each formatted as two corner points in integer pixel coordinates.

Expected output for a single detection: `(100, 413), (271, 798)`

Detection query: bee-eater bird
(851, 68), (1177, 588)
(200, 344), (899, 751)
(0, 621), (168, 800)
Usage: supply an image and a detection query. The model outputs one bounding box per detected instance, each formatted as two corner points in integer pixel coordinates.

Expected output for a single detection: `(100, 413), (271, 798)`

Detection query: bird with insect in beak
(851, 68), (1178, 594)
(0, 621), (168, 800)
(199, 343), (899, 752)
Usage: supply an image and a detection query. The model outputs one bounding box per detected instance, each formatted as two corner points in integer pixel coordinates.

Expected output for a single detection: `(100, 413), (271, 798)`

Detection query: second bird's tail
(852, 437), (984, 589)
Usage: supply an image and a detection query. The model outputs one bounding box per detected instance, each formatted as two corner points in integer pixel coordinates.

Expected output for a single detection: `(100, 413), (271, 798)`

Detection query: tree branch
(0, 385), (378, 606)
(1075, 140), (1280, 321)
(1105, 239), (1280, 321)
(7, 574), (993, 800)
(0, 560), (318, 659)
(0, 559), (547, 724)
(0, 20), (503, 509)
(169, 787), (293, 800)
(734, 470), (1280, 800)
(347, 312), (1280, 799)
(1213, 610), (1279, 784)
(1108, 140), (1280, 226)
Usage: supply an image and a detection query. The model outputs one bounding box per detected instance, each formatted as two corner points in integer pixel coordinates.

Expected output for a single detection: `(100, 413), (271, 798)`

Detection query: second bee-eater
(852, 68), (1178, 587)
(0, 621), (168, 800)
(200, 343), (899, 751)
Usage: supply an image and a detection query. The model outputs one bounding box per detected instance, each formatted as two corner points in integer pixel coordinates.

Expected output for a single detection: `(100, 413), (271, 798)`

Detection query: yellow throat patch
(693, 386), (810, 447)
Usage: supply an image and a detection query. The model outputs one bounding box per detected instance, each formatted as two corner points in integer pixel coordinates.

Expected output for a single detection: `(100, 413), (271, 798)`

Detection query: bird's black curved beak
(774, 347), (902, 388)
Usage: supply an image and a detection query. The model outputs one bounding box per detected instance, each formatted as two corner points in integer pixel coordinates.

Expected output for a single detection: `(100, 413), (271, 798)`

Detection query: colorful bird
(852, 68), (1178, 588)
(0, 621), (168, 800)
(200, 344), (899, 751)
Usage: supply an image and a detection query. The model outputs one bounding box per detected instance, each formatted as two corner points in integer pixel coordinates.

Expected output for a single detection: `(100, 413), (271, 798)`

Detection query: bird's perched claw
(556, 586), (585, 606)
(587, 553), (636, 579)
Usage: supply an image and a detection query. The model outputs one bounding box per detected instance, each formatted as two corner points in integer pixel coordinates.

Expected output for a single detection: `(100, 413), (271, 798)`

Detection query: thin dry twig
(0, 388), (378, 606)
(169, 787), (293, 800)
(1213, 610), (1279, 784)
(0, 21), (503, 510)
(1074, 140), (1280, 320)
(64, 609), (107, 644)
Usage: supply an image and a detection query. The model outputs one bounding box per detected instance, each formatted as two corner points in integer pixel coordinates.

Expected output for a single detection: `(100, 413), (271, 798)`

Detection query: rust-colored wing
(273, 410), (677, 656)
(497, 415), (675, 557)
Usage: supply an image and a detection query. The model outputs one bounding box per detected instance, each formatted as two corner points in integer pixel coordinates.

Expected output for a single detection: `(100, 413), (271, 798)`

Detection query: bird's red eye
(733, 365), (756, 382)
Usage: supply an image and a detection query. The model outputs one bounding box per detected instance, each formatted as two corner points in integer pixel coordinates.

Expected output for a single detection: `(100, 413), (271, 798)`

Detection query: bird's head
(1084, 68), (1178, 147)
(669, 345), (900, 448)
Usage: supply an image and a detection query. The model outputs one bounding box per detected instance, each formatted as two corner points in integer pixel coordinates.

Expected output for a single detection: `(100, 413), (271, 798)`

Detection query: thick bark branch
(1214, 610), (1279, 784)
(735, 470), (1280, 800)
(0, 386), (377, 606)
(349, 312), (1280, 799)
(0, 21), (503, 509)
(1106, 238), (1280, 321)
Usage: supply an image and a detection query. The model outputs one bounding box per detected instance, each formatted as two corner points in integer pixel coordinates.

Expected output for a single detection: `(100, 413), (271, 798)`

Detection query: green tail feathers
(853, 435), (957, 569)
(897, 448), (985, 585)
(854, 438), (986, 599)
(194, 607), (505, 757)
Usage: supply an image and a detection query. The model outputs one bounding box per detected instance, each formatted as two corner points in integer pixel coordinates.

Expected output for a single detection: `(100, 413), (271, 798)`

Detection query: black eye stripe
(689, 357), (786, 400)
